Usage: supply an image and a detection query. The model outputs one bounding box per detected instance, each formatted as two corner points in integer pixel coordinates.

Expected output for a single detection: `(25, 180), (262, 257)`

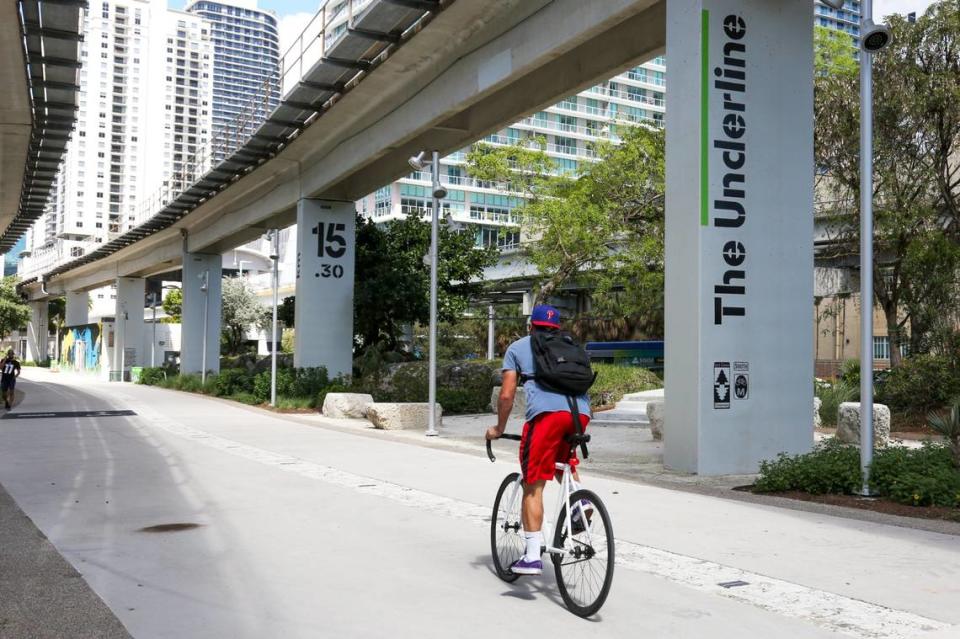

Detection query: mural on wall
(60, 323), (102, 373)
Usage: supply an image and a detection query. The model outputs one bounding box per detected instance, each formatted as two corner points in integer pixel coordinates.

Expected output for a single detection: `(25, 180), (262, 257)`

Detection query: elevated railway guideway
(0, 0), (83, 252)
(15, 0), (819, 476)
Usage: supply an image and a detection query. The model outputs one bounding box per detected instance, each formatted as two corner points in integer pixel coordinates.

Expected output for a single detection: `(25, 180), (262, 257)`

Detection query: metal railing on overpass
(28, 0), (445, 285)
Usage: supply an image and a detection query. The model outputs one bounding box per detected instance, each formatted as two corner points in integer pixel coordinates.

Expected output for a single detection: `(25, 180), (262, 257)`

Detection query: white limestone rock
(367, 402), (443, 431)
(646, 400), (665, 441)
(836, 402), (890, 447)
(490, 386), (527, 417)
(321, 393), (374, 419)
(814, 397), (822, 430)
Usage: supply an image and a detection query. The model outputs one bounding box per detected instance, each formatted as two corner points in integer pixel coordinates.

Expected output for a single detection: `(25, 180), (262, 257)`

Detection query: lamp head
(820, 0), (844, 10)
(861, 19), (892, 52)
(408, 150), (427, 171)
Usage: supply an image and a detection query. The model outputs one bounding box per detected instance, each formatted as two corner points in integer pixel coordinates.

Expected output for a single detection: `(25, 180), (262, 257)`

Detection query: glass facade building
(186, 0), (280, 163)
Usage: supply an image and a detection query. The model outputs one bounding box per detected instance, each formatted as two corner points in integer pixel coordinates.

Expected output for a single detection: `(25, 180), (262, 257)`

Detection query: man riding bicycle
(485, 305), (591, 576)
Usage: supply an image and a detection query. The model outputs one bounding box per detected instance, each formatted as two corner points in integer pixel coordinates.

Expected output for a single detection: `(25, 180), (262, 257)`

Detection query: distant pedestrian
(1, 349), (21, 409)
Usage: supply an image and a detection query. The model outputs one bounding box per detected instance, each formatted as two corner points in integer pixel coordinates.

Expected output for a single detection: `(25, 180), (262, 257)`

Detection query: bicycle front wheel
(552, 488), (615, 617)
(490, 472), (524, 582)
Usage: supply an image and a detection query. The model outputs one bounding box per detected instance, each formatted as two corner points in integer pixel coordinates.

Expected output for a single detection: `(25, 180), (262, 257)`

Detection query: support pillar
(110, 277), (145, 381)
(181, 253), (222, 376)
(663, 0), (813, 474)
(26, 301), (49, 363)
(487, 305), (495, 360)
(294, 199), (355, 377)
(65, 291), (89, 326)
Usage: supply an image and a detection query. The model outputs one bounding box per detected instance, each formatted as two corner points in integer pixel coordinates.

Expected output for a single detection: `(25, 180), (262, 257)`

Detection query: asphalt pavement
(0, 368), (957, 639)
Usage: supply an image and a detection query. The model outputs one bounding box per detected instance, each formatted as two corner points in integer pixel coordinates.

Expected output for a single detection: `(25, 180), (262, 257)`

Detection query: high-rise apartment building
(185, 0), (279, 163)
(355, 59), (667, 252)
(815, 0), (861, 42)
(20, 0), (214, 282)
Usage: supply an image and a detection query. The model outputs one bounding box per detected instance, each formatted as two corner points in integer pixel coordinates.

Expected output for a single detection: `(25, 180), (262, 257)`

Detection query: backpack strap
(566, 395), (590, 460)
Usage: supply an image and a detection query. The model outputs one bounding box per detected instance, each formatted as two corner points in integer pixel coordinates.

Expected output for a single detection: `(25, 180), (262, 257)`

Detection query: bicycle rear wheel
(552, 488), (615, 617)
(490, 472), (524, 582)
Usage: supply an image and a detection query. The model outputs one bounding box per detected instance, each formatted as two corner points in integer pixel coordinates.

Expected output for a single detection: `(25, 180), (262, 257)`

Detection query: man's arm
(14, 362), (20, 378)
(486, 370), (518, 440)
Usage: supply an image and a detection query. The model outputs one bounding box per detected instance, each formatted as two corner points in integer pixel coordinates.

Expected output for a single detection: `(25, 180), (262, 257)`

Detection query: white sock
(524, 530), (543, 561)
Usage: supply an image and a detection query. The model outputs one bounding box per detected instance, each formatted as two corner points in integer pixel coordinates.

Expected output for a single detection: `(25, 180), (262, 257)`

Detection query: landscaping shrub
(437, 388), (489, 414)
(755, 439), (960, 508)
(290, 367), (329, 398)
(754, 439), (862, 495)
(229, 392), (260, 405)
(815, 379), (856, 427)
(138, 367), (167, 386)
(276, 396), (315, 410)
(880, 354), (959, 417)
(927, 399), (960, 468)
(870, 444), (960, 507)
(589, 364), (661, 408)
(211, 368), (254, 397)
(374, 361), (497, 414)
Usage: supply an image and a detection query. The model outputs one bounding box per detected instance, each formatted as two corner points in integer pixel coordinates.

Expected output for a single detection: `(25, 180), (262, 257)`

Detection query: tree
(162, 288), (182, 323)
(354, 213), (497, 351)
(0, 278), (30, 343)
(278, 296), (295, 328)
(815, 6), (960, 366)
(466, 124), (666, 336)
(220, 277), (264, 355)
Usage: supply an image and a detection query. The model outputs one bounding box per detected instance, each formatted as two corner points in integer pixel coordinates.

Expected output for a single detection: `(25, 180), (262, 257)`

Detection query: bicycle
(487, 433), (615, 617)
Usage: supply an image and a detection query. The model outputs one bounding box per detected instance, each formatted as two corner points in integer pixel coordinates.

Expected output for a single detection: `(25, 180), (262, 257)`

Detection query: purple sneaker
(510, 557), (543, 575)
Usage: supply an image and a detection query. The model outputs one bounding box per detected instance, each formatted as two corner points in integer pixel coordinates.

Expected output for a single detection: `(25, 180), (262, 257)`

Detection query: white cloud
(277, 11), (315, 58)
(873, 0), (936, 19)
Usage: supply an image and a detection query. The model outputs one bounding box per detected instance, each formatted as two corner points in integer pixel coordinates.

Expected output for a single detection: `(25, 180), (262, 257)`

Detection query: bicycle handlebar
(486, 433), (522, 463)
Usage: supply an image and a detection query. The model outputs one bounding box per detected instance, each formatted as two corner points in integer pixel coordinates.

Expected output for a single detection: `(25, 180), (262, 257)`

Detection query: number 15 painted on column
(313, 222), (347, 259)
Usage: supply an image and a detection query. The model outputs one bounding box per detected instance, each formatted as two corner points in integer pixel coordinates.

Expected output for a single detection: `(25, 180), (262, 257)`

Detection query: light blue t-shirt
(502, 335), (591, 423)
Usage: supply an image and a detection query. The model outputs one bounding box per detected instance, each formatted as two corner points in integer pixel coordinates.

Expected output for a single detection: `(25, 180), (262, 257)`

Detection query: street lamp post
(857, 0), (891, 496)
(409, 150), (447, 437)
(269, 230), (280, 407)
(199, 269), (209, 386)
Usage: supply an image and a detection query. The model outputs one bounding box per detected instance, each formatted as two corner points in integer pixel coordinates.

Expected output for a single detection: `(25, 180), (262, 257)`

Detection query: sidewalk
(0, 482), (131, 638)
(5, 368), (959, 638)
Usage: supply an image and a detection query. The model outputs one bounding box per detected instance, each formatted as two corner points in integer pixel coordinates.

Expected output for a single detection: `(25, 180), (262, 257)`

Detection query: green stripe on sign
(701, 9), (710, 227)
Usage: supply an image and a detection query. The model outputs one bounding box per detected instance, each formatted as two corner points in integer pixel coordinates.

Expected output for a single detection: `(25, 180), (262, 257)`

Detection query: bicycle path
(0, 368), (957, 638)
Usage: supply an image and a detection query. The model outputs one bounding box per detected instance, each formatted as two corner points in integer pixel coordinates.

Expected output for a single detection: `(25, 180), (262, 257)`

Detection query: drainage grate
(718, 580), (750, 589)
(137, 523), (202, 533)
(2, 410), (137, 420)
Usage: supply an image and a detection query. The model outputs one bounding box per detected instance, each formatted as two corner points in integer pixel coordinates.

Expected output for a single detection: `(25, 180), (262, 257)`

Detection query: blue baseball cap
(530, 304), (561, 328)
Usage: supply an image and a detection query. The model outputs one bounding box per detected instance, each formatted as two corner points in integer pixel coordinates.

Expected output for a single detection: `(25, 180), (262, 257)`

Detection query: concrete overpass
(13, 0), (819, 475)
(22, 0), (666, 296)
(0, 0), (82, 251)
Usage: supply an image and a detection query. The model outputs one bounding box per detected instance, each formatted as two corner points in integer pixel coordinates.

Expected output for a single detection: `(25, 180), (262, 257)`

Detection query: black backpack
(524, 328), (596, 457)
(526, 328), (596, 396)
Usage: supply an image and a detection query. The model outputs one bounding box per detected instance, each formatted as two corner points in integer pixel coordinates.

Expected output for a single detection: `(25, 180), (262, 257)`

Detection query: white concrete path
(0, 368), (957, 639)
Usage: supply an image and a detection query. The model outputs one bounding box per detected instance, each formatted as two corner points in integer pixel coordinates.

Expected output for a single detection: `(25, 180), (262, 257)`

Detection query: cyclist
(1, 349), (21, 409)
(485, 305), (591, 575)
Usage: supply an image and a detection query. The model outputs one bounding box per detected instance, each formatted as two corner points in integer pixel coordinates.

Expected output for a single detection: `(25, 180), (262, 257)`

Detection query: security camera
(408, 151), (427, 171)
(820, 0), (845, 10)
(861, 19), (892, 52)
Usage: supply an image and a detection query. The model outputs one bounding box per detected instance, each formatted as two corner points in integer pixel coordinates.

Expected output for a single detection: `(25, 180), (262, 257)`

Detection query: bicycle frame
(499, 459), (594, 558)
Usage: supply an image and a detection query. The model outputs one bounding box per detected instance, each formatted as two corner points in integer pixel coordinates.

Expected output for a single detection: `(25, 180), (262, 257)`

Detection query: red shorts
(519, 411), (590, 483)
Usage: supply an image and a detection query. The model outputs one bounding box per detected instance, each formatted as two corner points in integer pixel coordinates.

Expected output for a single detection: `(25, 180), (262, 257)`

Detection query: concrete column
(663, 0), (813, 474)
(65, 291), (89, 326)
(487, 305), (495, 360)
(110, 277), (145, 381)
(26, 301), (49, 363)
(294, 199), (355, 377)
(181, 253), (222, 376)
